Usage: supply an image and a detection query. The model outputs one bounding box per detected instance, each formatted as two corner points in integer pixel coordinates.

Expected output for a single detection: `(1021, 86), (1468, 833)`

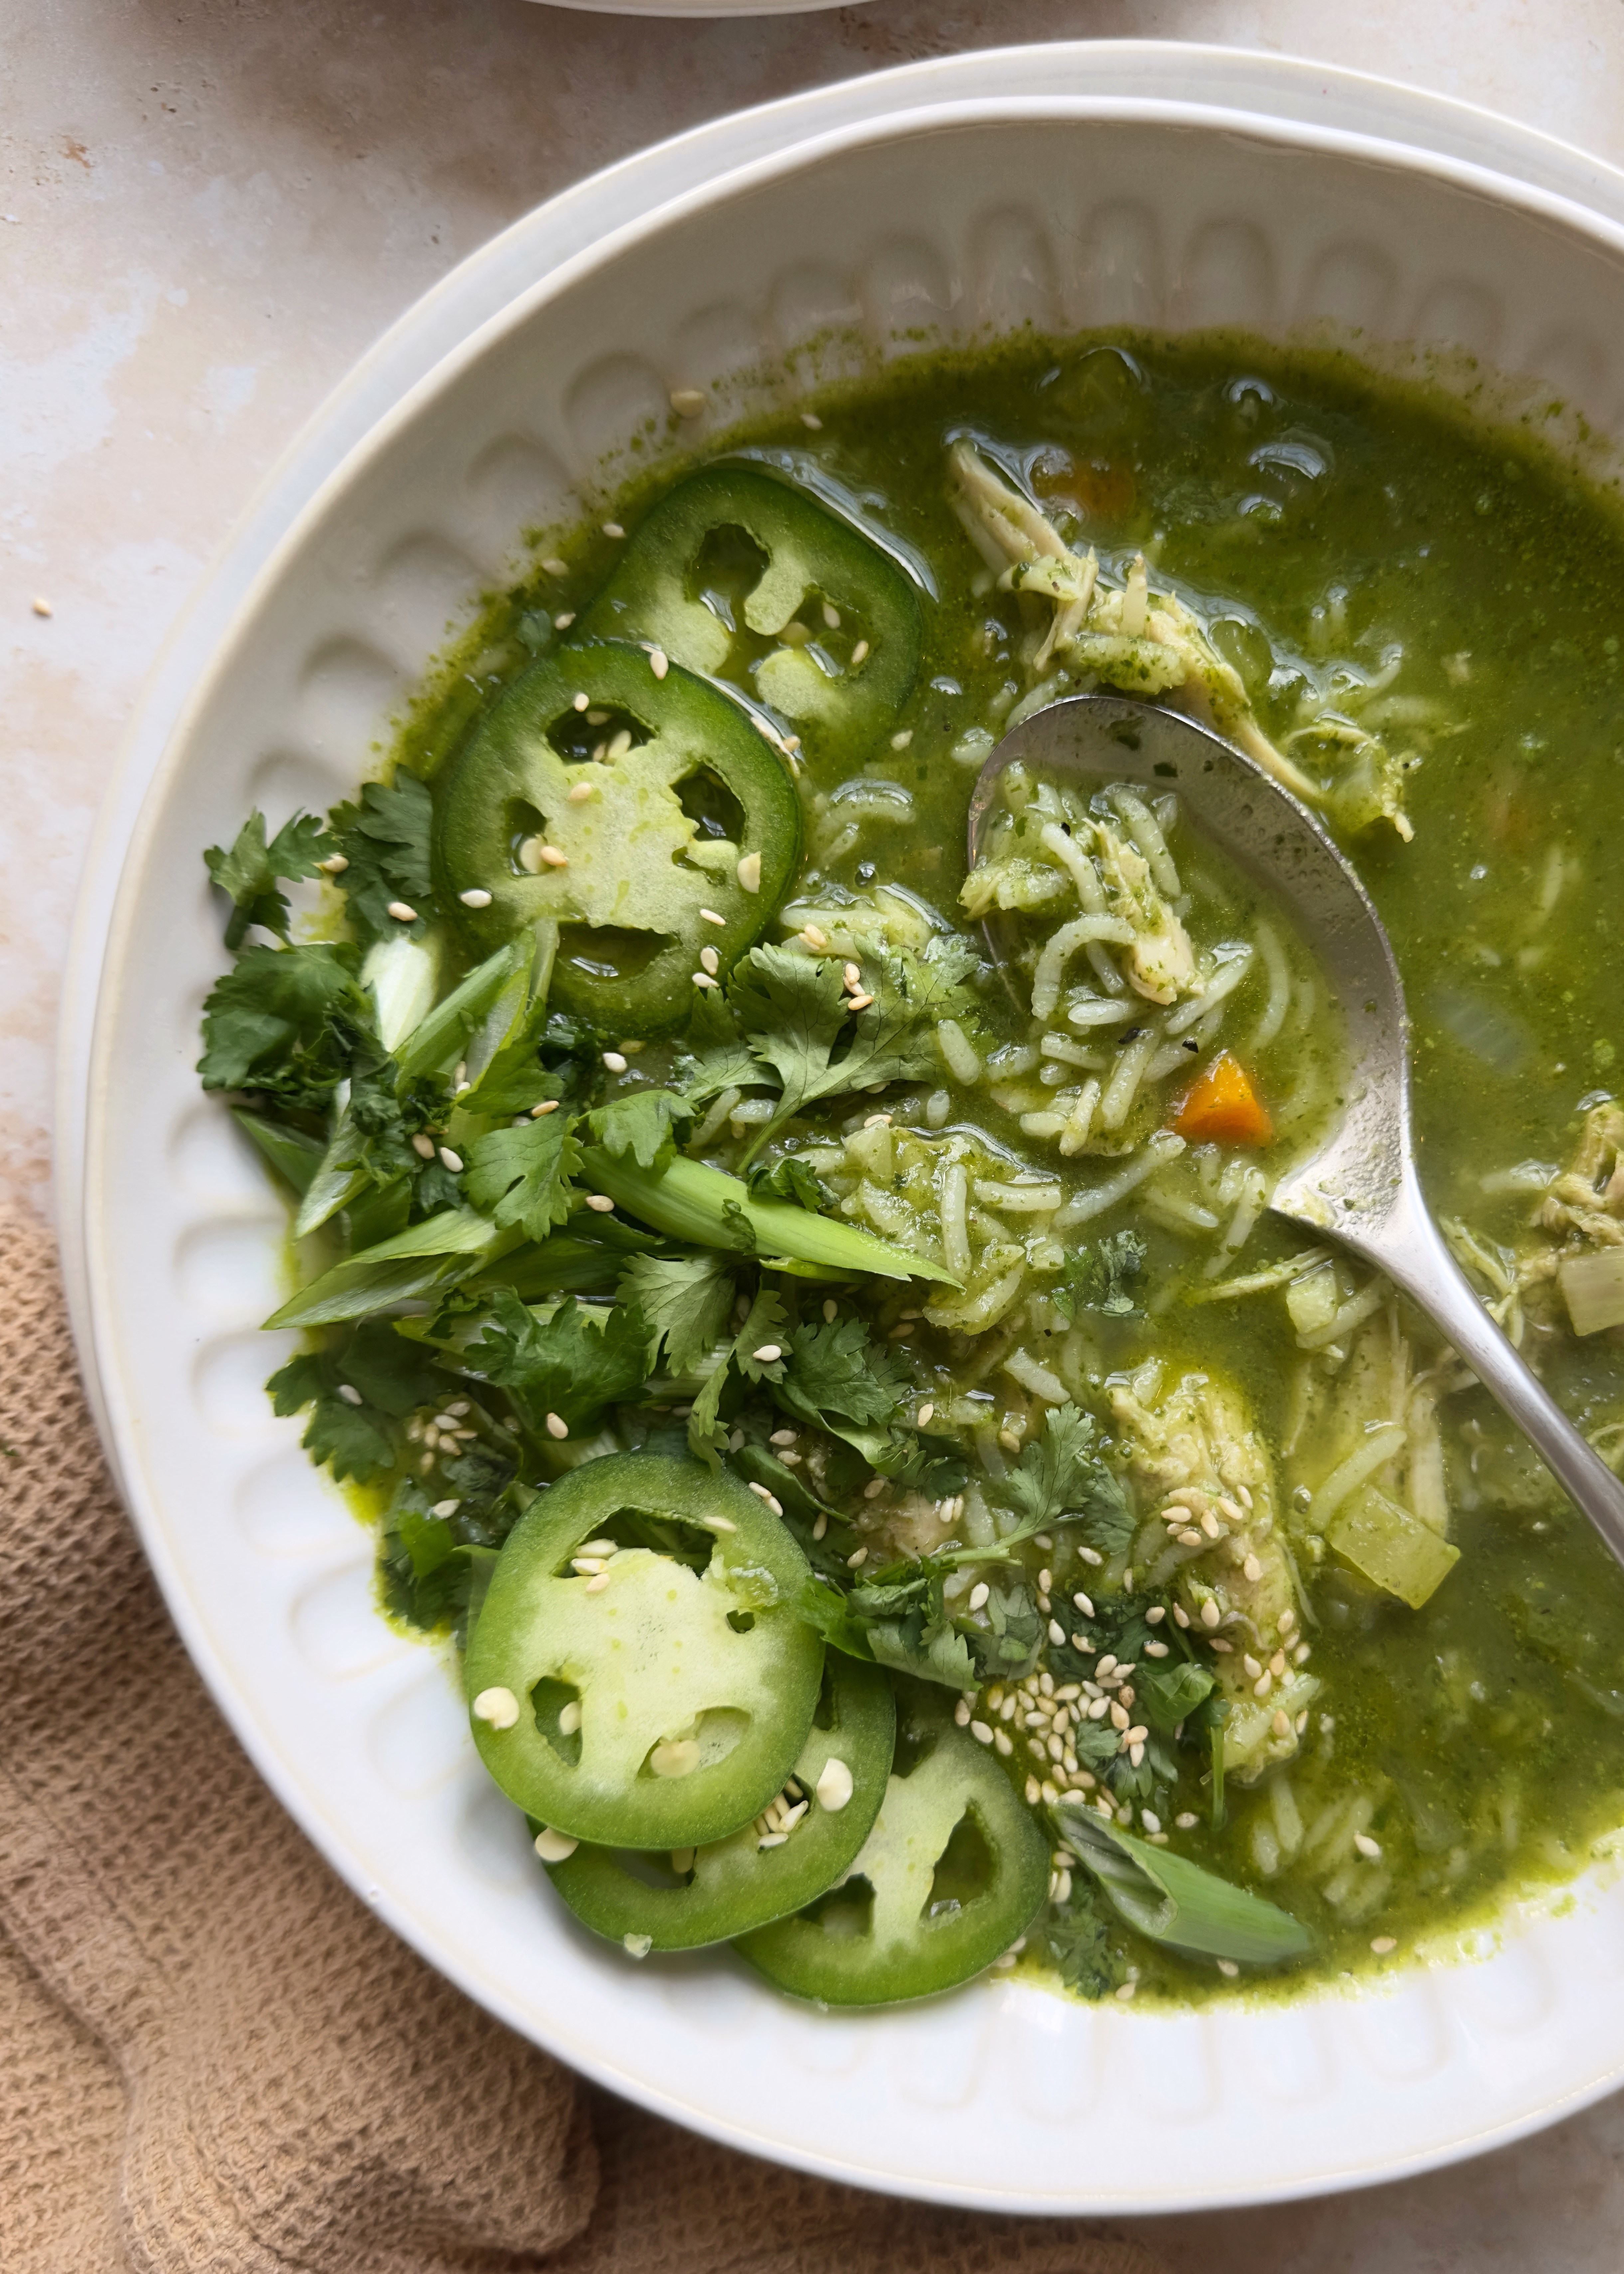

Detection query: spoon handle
(1329, 1176), (1624, 1569)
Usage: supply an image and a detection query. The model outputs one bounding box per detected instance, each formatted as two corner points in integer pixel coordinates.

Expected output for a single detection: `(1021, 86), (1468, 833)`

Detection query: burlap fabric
(0, 1206), (1166, 2274)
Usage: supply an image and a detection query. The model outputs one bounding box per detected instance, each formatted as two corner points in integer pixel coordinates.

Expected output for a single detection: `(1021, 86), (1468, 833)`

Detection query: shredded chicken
(1526, 1103), (1624, 1266)
(947, 441), (1414, 841)
(1109, 1365), (1317, 1780)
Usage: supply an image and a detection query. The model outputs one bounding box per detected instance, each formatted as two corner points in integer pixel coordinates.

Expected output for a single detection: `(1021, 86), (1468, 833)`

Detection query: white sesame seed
(472, 1687), (520, 1729)
(458, 887), (494, 910)
(700, 907), (726, 926)
(557, 1699), (582, 1735)
(387, 900), (417, 922)
(953, 1696), (972, 1726)
(1243, 1554), (1263, 1582)
(542, 557), (568, 576)
(32, 596), (54, 618)
(332, 1384), (362, 1409)
(539, 845), (568, 867)
(1200, 1599), (1221, 1629)
(1047, 1619), (1065, 1646)
(571, 691), (588, 711)
(1279, 1607), (1297, 1632)
(585, 1573), (610, 1593)
(1217, 1958), (1240, 1979)
(699, 945), (720, 978)
(850, 638), (869, 666)
(533, 1827), (578, 1862)
(751, 1343), (782, 1364)
(602, 1050), (628, 1073)
(545, 1412), (569, 1440)
(602, 521), (625, 539)
(1175, 1812), (1199, 1829)
(890, 729), (912, 750)
(1077, 1546), (1103, 1567)
(736, 851), (762, 893)
(649, 647), (669, 679)
(529, 1099), (560, 1118)
(816, 1757), (854, 1811)
(1370, 1936), (1397, 1955)
(846, 1547), (868, 1569)
(847, 991), (874, 1012)
(691, 970), (719, 989)
(970, 1721), (994, 1746)
(1354, 1833), (1383, 1860)
(801, 411), (822, 429)
(1243, 1654), (1262, 1680)
(863, 1476), (887, 1500)
(567, 780), (596, 804)
(553, 612), (575, 631)
(437, 1145), (463, 1174)
(1115, 1980), (1136, 2001)
(670, 387), (706, 417)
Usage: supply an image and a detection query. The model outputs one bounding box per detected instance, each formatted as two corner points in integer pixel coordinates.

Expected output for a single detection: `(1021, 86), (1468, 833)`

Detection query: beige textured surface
(9, 0), (1624, 2256)
(0, 1204), (1164, 2273)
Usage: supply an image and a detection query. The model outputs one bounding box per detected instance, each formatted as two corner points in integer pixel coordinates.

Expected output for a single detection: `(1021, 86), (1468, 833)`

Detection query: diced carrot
(1171, 1052), (1274, 1148)
(1032, 453), (1136, 523)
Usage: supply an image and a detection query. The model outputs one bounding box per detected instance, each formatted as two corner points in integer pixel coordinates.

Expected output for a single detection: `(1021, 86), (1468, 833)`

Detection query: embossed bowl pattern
(81, 96), (1624, 2210)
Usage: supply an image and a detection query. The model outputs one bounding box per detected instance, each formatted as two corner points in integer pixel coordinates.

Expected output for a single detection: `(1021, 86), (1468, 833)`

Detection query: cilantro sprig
(684, 935), (982, 1163)
(205, 809), (338, 948)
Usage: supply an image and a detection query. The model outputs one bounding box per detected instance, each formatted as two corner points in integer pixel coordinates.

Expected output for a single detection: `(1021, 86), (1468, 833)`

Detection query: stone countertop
(6, 0), (1624, 2260)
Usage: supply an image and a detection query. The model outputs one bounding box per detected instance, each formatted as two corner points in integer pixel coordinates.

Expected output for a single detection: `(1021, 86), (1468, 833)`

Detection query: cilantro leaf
(618, 1251), (738, 1378)
(746, 1155), (830, 1212)
(331, 776), (436, 946)
(678, 987), (761, 1109)
(205, 809), (337, 948)
(721, 936), (982, 1161)
(469, 1287), (647, 1436)
(999, 1401), (1133, 1555)
(780, 1318), (908, 1428)
(265, 1322), (442, 1483)
(867, 1616), (978, 1690)
(1133, 1655), (1217, 1733)
(379, 1493), (503, 1636)
(464, 1113), (582, 1242)
(687, 1284), (787, 1464)
(199, 942), (369, 1109)
(965, 1573), (1044, 1681)
(1040, 1888), (1128, 1999)
(587, 1088), (686, 1170)
(1053, 1231), (1149, 1321)
(728, 946), (848, 1122)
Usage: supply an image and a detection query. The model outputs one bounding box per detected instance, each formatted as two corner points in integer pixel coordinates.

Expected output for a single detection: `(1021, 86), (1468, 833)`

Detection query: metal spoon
(968, 690), (1624, 1570)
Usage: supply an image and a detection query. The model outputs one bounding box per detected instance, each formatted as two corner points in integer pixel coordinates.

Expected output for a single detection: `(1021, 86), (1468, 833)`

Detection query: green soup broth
(363, 331), (1624, 2005)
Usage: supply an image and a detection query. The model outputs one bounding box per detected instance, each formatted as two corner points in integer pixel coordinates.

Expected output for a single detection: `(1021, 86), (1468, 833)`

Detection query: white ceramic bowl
(74, 58), (1624, 2214)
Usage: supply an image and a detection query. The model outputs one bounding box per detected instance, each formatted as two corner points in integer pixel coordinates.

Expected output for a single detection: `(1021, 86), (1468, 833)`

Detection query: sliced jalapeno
(465, 1452), (823, 1849)
(541, 1656), (894, 1952)
(576, 467), (921, 766)
(735, 1703), (1049, 2006)
(430, 641), (801, 1034)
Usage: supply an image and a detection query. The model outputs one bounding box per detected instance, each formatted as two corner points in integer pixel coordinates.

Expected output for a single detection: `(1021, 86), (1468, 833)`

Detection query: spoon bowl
(970, 691), (1624, 1571)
